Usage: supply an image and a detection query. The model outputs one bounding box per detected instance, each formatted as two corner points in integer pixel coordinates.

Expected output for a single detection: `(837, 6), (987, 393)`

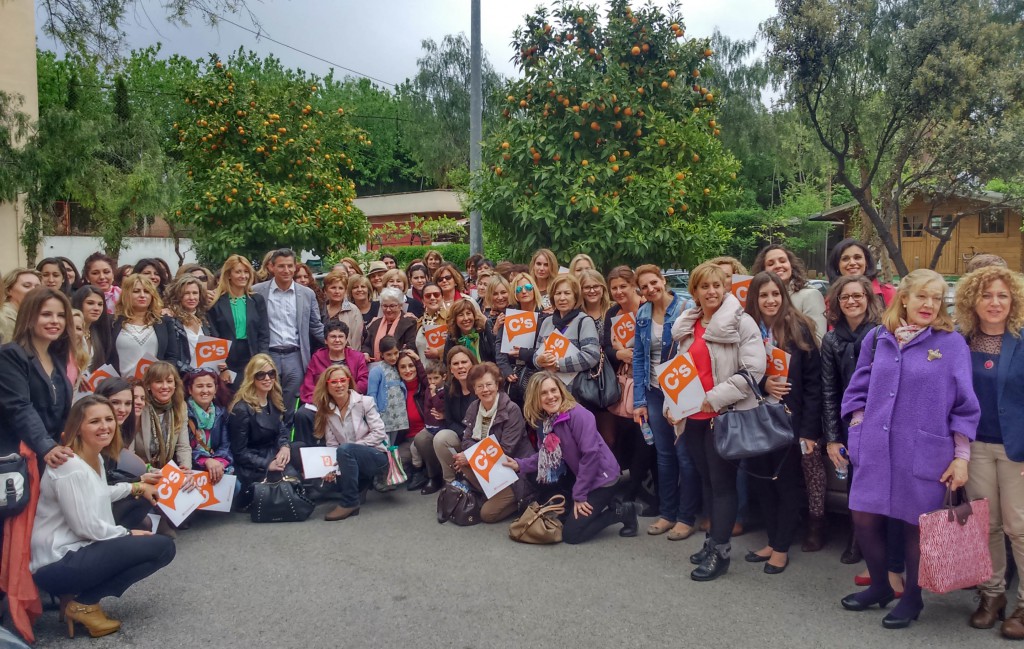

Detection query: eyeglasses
(326, 335), (347, 342)
(437, 275), (454, 283)
(515, 284), (534, 294)
(327, 377), (349, 385)
(838, 293), (867, 302)
(582, 285), (603, 293)
(254, 370), (278, 381)
(381, 303), (401, 310)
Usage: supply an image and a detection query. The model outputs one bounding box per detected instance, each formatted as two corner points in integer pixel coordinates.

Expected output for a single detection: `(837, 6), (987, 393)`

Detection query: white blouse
(30, 456), (131, 573)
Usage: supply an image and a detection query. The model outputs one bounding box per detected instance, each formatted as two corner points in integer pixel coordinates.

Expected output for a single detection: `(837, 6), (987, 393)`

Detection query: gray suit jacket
(252, 280), (324, 372)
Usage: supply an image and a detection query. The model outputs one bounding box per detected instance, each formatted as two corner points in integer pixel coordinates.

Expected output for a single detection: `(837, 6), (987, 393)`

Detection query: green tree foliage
(399, 34), (505, 188)
(173, 51), (369, 263)
(469, 0), (741, 269)
(764, 0), (1024, 274)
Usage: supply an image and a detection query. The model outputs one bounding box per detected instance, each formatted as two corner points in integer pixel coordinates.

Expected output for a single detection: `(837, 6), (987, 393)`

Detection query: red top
(404, 380), (424, 438)
(688, 320), (717, 420)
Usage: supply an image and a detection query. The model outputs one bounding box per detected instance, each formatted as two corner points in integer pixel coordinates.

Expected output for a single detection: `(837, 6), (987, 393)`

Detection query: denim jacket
(632, 293), (683, 408)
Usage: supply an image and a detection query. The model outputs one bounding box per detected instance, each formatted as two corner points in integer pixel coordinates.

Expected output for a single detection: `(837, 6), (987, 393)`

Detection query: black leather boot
(420, 477), (443, 495)
(691, 545), (731, 582)
(406, 469), (428, 491)
(689, 536), (713, 565)
(617, 501), (639, 537)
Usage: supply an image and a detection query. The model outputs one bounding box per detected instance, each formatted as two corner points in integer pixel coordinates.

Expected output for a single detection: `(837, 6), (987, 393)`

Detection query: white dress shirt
(267, 280), (299, 348)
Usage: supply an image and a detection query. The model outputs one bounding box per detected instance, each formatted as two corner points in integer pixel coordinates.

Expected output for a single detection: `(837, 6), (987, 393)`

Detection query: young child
(424, 366), (447, 433)
(367, 336), (408, 490)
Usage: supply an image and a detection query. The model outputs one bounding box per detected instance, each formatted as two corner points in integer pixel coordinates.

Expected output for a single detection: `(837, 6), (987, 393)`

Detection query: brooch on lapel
(927, 349), (942, 362)
(985, 360), (995, 370)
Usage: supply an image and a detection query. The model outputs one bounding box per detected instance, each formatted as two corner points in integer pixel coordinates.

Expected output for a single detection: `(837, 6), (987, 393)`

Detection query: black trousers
(748, 444), (803, 552)
(111, 497), (155, 531)
(683, 418), (738, 546)
(33, 534), (175, 605)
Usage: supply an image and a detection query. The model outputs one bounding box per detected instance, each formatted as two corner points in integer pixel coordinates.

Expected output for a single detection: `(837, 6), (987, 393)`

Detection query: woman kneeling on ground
(449, 362), (536, 523)
(504, 372), (637, 544)
(31, 395), (174, 639)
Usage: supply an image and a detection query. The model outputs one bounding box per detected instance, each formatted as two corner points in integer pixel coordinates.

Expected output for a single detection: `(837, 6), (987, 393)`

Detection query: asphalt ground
(23, 488), (1017, 649)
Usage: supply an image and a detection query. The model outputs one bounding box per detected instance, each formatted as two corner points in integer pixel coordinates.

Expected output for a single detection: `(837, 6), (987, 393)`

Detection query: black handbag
(251, 470), (315, 523)
(711, 370), (794, 462)
(0, 453), (29, 518)
(436, 473), (484, 526)
(571, 350), (621, 410)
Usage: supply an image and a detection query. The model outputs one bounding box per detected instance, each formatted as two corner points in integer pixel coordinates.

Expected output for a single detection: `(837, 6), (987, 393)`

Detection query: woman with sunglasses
(433, 263), (466, 314)
(496, 272), (543, 403)
(415, 282), (447, 372)
(228, 354), (293, 502)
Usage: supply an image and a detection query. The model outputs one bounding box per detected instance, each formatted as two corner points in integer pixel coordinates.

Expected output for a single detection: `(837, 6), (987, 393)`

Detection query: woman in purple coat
(504, 372), (638, 544)
(840, 269), (981, 629)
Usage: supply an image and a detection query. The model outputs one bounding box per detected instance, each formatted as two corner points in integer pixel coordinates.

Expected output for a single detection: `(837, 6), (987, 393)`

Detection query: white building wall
(41, 236), (198, 274)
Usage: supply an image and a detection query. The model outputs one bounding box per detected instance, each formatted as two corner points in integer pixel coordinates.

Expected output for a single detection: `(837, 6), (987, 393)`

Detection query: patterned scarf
(894, 322), (926, 349)
(536, 414), (567, 484)
(188, 398), (216, 454)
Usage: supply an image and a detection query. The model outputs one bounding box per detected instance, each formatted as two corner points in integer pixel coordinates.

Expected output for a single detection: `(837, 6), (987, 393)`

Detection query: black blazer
(0, 342), (72, 456)
(207, 293), (271, 359)
(760, 323), (823, 442)
(228, 401), (290, 484)
(108, 316), (182, 375)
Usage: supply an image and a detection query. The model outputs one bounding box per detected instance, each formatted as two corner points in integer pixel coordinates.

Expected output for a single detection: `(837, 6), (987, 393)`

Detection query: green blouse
(229, 296), (248, 340)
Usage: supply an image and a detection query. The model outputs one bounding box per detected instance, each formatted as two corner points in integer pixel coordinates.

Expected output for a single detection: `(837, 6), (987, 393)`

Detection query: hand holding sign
(500, 308), (538, 352)
(464, 436), (518, 499)
(611, 313), (636, 348)
(424, 324), (448, 351)
(765, 345), (792, 379)
(155, 461), (204, 526)
(656, 353), (707, 420)
(194, 336), (232, 369)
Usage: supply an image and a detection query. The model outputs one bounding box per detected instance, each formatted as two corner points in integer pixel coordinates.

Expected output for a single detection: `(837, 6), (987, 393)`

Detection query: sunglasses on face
(193, 275), (209, 283)
(438, 275), (454, 282)
(424, 292), (442, 300)
(327, 377), (349, 385)
(254, 370), (278, 381)
(515, 284), (534, 294)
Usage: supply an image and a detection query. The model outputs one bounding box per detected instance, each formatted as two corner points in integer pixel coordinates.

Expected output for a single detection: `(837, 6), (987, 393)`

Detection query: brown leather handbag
(436, 474), (484, 526)
(508, 495), (566, 544)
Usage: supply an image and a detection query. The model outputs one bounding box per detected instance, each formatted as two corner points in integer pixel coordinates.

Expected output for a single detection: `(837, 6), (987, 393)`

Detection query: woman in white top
(313, 365), (388, 522)
(31, 395), (174, 639)
(108, 274), (182, 377)
(164, 275), (214, 371)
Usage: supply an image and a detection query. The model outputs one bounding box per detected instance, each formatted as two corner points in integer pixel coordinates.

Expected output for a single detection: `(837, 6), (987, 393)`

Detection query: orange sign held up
(544, 331), (572, 359)
(192, 471), (221, 509)
(730, 275), (754, 308)
(501, 309), (538, 353)
(612, 312), (636, 347)
(470, 436), (503, 482)
(656, 352), (707, 420)
(133, 354), (158, 381)
(765, 346), (791, 379)
(424, 324), (448, 350)
(83, 364), (117, 392)
(194, 336), (231, 368)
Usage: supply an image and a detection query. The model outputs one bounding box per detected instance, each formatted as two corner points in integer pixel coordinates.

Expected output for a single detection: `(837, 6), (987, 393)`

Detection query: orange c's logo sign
(505, 311), (537, 336)
(658, 354), (699, 404)
(612, 313), (636, 347)
(470, 436), (503, 482)
(424, 324), (447, 350)
(730, 275), (753, 308)
(195, 338), (229, 363)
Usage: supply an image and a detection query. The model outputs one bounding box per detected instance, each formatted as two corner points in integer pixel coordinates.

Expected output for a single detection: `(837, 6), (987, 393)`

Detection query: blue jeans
(336, 443), (389, 507)
(646, 387), (701, 525)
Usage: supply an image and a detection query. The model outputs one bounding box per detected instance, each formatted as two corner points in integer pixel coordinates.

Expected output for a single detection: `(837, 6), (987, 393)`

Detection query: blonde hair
(688, 262), (729, 307)
(955, 266), (1024, 339)
(347, 274), (372, 300)
(215, 255), (255, 300)
(3, 268), (41, 303)
(116, 274), (163, 325)
(577, 268), (610, 313)
(486, 275), (516, 309)
(708, 256), (748, 275)
(530, 248), (559, 280)
(568, 253), (596, 276)
(548, 273), (582, 310)
(382, 269), (409, 292)
(62, 395), (123, 458)
(312, 364), (357, 440)
(230, 353), (285, 413)
(70, 308), (91, 373)
(522, 371), (577, 426)
(881, 269), (954, 333)
(511, 272), (541, 309)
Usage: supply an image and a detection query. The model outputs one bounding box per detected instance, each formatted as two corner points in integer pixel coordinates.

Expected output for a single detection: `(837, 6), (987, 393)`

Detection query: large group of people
(0, 241), (1020, 641)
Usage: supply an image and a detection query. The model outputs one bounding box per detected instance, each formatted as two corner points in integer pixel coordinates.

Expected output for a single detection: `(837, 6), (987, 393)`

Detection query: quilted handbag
(251, 470), (315, 523)
(608, 362), (635, 419)
(918, 485), (991, 594)
(384, 445), (408, 487)
(571, 351), (621, 410)
(711, 370), (794, 462)
(508, 495), (566, 544)
(436, 474), (484, 526)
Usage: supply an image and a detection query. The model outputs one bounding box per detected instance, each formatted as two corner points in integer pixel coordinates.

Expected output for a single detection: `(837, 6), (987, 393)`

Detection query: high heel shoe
(64, 601), (121, 638)
(882, 609), (920, 629)
(841, 588), (896, 611)
(57, 594), (74, 623)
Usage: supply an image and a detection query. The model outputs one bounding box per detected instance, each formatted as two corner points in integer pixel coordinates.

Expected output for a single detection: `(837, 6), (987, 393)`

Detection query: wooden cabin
(810, 192), (1024, 275)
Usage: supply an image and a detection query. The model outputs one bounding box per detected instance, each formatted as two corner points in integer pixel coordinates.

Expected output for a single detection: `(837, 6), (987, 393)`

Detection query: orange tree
(173, 51), (369, 263)
(468, 0), (741, 269)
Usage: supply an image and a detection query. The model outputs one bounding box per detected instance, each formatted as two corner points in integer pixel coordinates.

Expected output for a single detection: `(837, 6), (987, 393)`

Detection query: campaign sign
(730, 275), (754, 308)
(156, 461), (204, 526)
(300, 446), (339, 480)
(193, 471), (236, 512)
(655, 353), (707, 420)
(464, 436), (518, 499)
(83, 364), (118, 392)
(194, 336), (232, 370)
(424, 324), (448, 350)
(611, 312), (636, 347)
(500, 309), (538, 353)
(765, 345), (792, 380)
(132, 354), (159, 381)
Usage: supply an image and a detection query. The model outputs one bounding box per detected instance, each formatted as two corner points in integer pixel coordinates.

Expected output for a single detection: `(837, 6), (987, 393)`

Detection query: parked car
(807, 279), (829, 297)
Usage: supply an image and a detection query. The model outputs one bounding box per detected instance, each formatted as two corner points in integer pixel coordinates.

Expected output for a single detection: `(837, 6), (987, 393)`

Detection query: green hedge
(322, 242), (508, 273)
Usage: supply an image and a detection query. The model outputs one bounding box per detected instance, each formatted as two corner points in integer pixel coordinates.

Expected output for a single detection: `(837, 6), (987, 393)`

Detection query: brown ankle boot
(64, 601), (121, 638)
(1001, 604), (1024, 639)
(970, 593), (1006, 629)
(324, 505), (359, 521)
(801, 516), (826, 552)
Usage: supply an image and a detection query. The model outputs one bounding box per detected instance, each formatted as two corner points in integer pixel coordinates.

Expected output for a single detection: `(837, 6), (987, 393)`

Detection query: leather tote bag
(508, 495), (566, 544)
(251, 470), (315, 523)
(919, 485), (992, 594)
(571, 351), (621, 410)
(436, 474), (484, 526)
(711, 370), (794, 462)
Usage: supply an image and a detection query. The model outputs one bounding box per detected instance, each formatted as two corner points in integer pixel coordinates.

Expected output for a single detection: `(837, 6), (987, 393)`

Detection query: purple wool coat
(841, 326), (980, 524)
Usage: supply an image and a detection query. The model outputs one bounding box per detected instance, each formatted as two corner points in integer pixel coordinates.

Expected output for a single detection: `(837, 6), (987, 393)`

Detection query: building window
(980, 210), (1006, 235)
(928, 215), (954, 236)
(902, 214), (924, 238)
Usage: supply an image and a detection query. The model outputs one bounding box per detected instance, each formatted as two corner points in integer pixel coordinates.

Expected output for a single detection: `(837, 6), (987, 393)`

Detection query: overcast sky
(36, 0), (777, 86)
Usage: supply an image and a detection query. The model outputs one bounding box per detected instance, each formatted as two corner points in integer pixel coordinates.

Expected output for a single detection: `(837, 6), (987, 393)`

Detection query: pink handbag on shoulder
(918, 486), (991, 594)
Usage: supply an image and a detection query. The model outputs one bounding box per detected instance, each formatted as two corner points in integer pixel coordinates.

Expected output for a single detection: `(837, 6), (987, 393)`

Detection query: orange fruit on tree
(590, 121), (600, 131)
(667, 206), (675, 215)
(573, 131), (581, 140)
(658, 138), (667, 146)
(631, 45), (641, 55)
(692, 153), (700, 163)
(608, 154), (616, 162)
(581, 159), (589, 166)
(705, 48), (713, 57)
(591, 205), (599, 214)
(676, 172), (685, 180)
(611, 164), (620, 172)
(553, 153), (561, 162)
(641, 43), (650, 53)
(704, 188), (711, 195)
(623, 107), (633, 116)
(501, 141), (510, 149)
(661, 81), (669, 89)
(668, 69), (677, 79)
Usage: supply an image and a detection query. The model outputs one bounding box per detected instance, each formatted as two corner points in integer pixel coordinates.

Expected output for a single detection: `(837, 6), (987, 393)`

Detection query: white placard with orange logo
(83, 364), (118, 393)
(424, 324), (448, 351)
(193, 471), (236, 512)
(194, 336), (232, 370)
(611, 312), (637, 347)
(655, 353), (707, 421)
(300, 446), (339, 480)
(156, 461), (204, 527)
(464, 435), (518, 499)
(730, 275), (754, 308)
(131, 354), (159, 381)
(541, 331), (579, 384)
(765, 345), (792, 380)
(500, 308), (538, 353)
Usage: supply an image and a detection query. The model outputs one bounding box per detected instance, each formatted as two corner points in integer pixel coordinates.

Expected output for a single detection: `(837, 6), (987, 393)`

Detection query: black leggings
(747, 444), (803, 553)
(111, 497), (155, 531)
(537, 476), (623, 545)
(33, 534), (175, 605)
(683, 418), (738, 546)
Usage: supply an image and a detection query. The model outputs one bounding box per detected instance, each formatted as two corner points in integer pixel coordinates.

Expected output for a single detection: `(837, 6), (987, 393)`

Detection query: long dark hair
(36, 257), (71, 295)
(12, 288), (73, 361)
(751, 244), (809, 292)
(72, 285), (113, 371)
(826, 238), (878, 282)
(744, 272), (816, 352)
(57, 257), (82, 291)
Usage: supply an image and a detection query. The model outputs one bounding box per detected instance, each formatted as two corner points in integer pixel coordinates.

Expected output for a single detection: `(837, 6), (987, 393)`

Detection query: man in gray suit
(252, 248), (324, 425)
